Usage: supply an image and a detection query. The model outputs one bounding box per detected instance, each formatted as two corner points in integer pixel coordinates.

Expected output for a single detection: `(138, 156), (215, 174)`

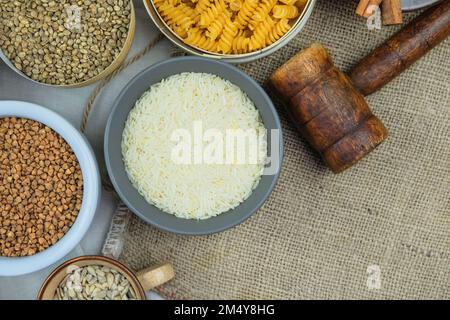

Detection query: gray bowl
(104, 57), (283, 235)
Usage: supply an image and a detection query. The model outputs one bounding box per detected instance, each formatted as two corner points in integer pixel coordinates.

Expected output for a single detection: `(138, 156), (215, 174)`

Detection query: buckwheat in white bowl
(0, 101), (100, 276)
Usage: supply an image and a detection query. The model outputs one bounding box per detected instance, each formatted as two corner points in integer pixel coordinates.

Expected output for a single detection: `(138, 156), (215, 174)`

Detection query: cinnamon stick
(363, 0), (383, 18)
(382, 0), (403, 25)
(356, 0), (370, 16)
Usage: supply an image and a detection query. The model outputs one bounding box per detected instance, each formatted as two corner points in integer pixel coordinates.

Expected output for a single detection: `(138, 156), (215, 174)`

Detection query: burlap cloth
(115, 0), (450, 299)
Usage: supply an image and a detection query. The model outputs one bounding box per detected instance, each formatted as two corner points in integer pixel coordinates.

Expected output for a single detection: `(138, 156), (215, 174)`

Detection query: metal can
(144, 0), (317, 64)
(0, 2), (136, 88)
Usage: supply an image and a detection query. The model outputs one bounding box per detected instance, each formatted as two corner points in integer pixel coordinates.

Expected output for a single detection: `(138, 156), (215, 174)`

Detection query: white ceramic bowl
(0, 101), (101, 276)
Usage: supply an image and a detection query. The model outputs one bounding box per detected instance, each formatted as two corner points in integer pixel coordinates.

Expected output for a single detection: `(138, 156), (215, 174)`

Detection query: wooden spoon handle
(350, 0), (450, 96)
(136, 263), (175, 291)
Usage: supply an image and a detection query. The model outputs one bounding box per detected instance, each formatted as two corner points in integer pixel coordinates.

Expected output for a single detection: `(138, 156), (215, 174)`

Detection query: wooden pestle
(351, 0), (450, 95)
(269, 0), (450, 173)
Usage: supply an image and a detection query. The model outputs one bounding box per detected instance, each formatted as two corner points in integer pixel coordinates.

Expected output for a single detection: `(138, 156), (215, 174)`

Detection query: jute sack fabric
(117, 0), (450, 299)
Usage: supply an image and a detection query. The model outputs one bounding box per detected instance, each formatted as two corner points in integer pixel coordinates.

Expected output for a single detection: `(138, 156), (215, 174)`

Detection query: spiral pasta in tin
(234, 0), (259, 29)
(153, 0), (308, 54)
(267, 18), (291, 43)
(249, 16), (275, 50)
(195, 0), (210, 13)
(232, 34), (250, 53)
(229, 0), (242, 11)
(206, 13), (228, 40)
(157, 2), (196, 36)
(199, 0), (227, 27)
(217, 16), (239, 53)
(185, 27), (219, 51)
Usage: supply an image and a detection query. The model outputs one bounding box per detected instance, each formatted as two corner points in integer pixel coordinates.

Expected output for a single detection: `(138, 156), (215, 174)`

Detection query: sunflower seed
(56, 264), (137, 300)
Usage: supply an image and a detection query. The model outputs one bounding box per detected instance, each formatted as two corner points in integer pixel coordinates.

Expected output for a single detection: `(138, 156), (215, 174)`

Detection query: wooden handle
(350, 0), (450, 95)
(136, 263), (174, 291)
(269, 44), (388, 173)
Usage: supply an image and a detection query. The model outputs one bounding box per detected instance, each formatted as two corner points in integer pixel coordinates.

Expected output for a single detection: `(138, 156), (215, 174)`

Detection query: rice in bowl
(121, 72), (267, 220)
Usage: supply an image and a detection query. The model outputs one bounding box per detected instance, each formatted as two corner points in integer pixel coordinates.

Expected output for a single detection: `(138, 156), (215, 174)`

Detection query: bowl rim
(37, 255), (147, 300)
(104, 56), (284, 235)
(0, 101), (101, 276)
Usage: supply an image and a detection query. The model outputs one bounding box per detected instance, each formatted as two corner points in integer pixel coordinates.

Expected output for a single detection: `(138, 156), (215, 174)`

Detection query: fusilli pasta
(278, 0), (296, 5)
(272, 5), (299, 19)
(185, 27), (218, 51)
(154, 0), (307, 54)
(217, 17), (239, 53)
(206, 13), (228, 40)
(199, 0), (227, 27)
(229, 0), (242, 11)
(195, 0), (211, 13)
(234, 0), (259, 29)
(158, 3), (196, 33)
(249, 16), (275, 50)
(249, 0), (277, 30)
(267, 18), (291, 44)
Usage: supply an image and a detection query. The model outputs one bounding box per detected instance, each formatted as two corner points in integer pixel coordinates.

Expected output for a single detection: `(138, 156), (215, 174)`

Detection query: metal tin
(0, 2), (136, 88)
(143, 0), (317, 64)
(402, 0), (442, 11)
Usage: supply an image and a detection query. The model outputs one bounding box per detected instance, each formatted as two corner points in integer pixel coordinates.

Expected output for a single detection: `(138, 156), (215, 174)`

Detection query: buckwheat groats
(0, 117), (83, 257)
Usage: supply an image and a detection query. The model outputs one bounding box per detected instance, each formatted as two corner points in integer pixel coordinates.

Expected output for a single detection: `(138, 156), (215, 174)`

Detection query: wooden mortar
(270, 44), (388, 173)
(269, 0), (450, 173)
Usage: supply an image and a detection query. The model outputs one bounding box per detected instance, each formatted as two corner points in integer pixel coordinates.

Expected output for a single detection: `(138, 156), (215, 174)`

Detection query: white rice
(122, 72), (267, 220)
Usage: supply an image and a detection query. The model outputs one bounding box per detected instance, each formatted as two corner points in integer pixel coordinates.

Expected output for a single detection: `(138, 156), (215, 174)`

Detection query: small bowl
(104, 57), (283, 235)
(0, 2), (136, 88)
(0, 101), (101, 276)
(38, 255), (174, 300)
(143, 0), (317, 63)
